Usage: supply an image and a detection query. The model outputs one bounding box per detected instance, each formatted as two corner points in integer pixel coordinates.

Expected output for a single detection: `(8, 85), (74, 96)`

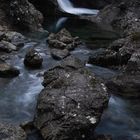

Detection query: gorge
(0, 0), (140, 140)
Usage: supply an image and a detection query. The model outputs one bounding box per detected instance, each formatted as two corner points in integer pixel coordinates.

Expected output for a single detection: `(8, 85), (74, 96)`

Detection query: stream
(0, 5), (140, 140)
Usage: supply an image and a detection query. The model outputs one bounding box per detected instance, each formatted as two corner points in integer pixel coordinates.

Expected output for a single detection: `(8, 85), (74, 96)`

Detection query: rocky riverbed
(0, 0), (139, 140)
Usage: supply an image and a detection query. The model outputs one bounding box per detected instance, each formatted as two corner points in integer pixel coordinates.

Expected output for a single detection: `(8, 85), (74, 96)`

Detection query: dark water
(0, 16), (139, 140)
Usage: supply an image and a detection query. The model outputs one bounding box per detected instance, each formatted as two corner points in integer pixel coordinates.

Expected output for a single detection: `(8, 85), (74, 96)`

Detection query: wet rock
(5, 31), (26, 48)
(47, 28), (81, 50)
(0, 41), (17, 53)
(88, 38), (133, 67)
(24, 49), (43, 68)
(10, 0), (43, 31)
(34, 56), (109, 140)
(0, 122), (26, 140)
(50, 48), (70, 60)
(0, 63), (20, 78)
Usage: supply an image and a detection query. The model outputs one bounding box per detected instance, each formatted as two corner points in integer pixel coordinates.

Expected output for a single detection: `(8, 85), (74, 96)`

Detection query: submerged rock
(0, 122), (26, 140)
(24, 49), (43, 68)
(34, 56), (109, 140)
(0, 63), (20, 78)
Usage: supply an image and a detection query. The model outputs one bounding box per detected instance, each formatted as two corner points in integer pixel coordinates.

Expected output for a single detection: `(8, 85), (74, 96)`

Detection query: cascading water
(57, 0), (99, 15)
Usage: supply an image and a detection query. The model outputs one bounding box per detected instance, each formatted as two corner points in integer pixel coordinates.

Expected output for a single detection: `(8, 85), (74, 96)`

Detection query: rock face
(24, 49), (43, 68)
(10, 0), (43, 31)
(0, 62), (20, 78)
(0, 123), (26, 140)
(33, 56), (109, 140)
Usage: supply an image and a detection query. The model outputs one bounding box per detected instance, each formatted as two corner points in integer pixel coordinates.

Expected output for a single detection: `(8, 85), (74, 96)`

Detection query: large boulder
(33, 56), (109, 140)
(0, 122), (26, 140)
(10, 0), (43, 31)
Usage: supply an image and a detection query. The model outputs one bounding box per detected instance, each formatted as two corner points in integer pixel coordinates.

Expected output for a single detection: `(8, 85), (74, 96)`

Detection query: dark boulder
(0, 62), (20, 78)
(10, 0), (43, 31)
(33, 56), (109, 140)
(24, 49), (43, 68)
(0, 122), (26, 140)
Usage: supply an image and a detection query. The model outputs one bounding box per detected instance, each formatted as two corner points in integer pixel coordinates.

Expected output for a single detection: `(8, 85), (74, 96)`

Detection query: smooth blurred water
(0, 38), (57, 124)
(57, 0), (99, 15)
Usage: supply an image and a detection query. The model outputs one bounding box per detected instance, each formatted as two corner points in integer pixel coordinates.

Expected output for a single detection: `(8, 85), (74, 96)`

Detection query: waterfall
(57, 0), (99, 15)
(55, 17), (68, 30)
